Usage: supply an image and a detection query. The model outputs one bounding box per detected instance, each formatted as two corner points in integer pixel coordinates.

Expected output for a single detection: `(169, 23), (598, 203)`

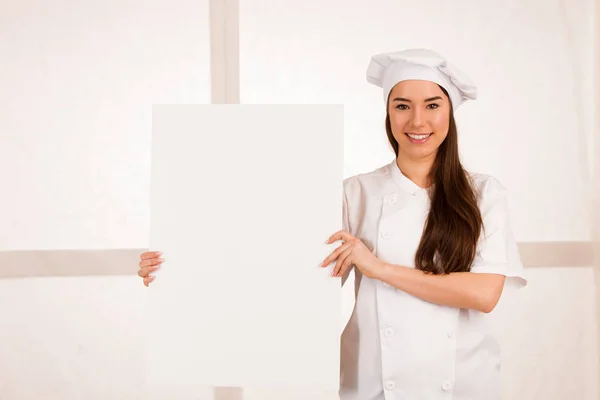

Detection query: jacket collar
(387, 159), (431, 197)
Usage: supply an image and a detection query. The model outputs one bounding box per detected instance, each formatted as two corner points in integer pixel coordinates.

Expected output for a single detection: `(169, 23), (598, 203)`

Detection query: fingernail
(158, 258), (164, 263)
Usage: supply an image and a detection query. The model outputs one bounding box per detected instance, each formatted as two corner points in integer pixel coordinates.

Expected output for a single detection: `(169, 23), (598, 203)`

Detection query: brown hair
(385, 87), (483, 274)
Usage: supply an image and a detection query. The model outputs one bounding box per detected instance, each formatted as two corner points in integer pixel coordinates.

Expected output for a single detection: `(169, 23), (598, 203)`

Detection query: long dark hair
(385, 87), (483, 274)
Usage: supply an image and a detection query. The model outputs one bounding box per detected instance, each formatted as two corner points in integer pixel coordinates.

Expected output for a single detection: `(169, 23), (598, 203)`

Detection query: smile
(405, 132), (432, 144)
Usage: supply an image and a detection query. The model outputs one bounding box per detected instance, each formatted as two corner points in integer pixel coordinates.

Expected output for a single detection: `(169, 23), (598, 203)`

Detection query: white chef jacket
(339, 160), (527, 400)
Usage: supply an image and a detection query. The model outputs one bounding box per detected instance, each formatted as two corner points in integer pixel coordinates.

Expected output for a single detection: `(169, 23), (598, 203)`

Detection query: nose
(409, 108), (426, 129)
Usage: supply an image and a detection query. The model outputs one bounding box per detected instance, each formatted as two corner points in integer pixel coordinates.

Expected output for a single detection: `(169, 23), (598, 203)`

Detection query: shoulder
(341, 163), (393, 232)
(468, 171), (507, 194)
(467, 171), (510, 215)
(343, 163), (392, 196)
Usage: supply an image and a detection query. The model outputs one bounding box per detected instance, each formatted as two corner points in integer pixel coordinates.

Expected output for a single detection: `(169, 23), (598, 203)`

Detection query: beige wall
(0, 0), (598, 399)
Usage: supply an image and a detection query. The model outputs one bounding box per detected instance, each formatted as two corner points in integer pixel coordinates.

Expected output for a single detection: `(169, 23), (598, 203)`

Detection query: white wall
(0, 0), (212, 398)
(0, 0), (598, 399)
(493, 267), (598, 400)
(239, 0), (596, 243)
(0, 0), (210, 251)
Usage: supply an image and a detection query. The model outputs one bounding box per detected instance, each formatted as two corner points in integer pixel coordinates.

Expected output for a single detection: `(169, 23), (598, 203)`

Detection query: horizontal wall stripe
(0, 242), (594, 279)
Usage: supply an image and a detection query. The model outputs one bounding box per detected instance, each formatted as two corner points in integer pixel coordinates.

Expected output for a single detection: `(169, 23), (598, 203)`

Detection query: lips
(405, 132), (432, 144)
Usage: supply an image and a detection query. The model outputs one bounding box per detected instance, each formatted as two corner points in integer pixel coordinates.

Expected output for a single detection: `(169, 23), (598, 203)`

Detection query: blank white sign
(144, 105), (344, 391)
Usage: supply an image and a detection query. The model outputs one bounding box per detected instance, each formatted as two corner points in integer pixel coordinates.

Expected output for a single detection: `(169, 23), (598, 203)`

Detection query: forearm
(375, 262), (505, 313)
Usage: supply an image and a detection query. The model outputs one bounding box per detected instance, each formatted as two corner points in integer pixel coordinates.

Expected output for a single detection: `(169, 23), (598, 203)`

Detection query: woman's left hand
(321, 230), (385, 279)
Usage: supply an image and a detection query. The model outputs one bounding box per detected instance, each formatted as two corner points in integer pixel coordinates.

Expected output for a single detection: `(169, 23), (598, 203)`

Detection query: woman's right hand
(138, 251), (164, 287)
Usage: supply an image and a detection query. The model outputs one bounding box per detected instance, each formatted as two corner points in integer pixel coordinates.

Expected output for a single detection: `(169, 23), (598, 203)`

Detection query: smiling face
(387, 80), (451, 161)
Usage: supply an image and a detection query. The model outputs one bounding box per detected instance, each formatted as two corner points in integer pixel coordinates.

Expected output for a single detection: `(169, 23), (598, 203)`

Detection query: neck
(396, 153), (436, 189)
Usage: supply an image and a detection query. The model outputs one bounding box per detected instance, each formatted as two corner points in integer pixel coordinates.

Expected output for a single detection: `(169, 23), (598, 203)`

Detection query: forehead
(389, 80), (446, 100)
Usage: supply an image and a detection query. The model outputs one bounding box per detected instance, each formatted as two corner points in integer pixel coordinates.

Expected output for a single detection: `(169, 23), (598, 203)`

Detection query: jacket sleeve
(470, 176), (528, 293)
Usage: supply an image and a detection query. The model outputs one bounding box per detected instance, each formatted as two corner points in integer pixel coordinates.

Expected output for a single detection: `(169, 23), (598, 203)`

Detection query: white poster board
(144, 105), (344, 391)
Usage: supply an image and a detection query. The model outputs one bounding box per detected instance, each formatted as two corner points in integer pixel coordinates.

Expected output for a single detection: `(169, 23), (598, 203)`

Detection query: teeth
(407, 133), (431, 140)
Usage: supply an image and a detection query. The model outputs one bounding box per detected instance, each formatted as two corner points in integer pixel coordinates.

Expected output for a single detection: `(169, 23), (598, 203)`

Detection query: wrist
(374, 260), (393, 281)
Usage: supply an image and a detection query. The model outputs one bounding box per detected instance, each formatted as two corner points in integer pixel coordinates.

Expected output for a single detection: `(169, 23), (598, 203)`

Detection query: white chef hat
(366, 48), (477, 110)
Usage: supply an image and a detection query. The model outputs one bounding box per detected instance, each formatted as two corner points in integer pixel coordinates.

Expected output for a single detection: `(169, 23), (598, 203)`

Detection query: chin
(410, 149), (437, 160)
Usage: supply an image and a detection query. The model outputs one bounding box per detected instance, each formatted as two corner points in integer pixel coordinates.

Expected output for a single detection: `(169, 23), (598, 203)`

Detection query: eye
(395, 104), (409, 110)
(427, 103), (440, 110)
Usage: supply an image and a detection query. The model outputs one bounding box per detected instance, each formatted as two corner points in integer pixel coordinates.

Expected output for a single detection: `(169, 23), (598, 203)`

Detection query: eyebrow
(392, 96), (443, 103)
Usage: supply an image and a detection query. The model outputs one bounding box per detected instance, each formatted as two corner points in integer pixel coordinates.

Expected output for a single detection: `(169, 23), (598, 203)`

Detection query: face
(387, 80), (451, 161)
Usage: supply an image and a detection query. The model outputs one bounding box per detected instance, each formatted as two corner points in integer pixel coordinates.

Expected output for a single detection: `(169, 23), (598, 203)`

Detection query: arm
(375, 262), (505, 313)
(372, 178), (524, 313)
(328, 176), (522, 312)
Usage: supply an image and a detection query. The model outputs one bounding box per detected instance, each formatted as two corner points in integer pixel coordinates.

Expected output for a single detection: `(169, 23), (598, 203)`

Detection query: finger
(140, 251), (163, 261)
(138, 264), (161, 278)
(337, 256), (355, 278)
(327, 230), (353, 244)
(143, 275), (156, 287)
(321, 242), (352, 267)
(138, 267), (149, 278)
(138, 257), (164, 269)
(140, 251), (162, 261)
(333, 247), (353, 277)
(326, 230), (354, 244)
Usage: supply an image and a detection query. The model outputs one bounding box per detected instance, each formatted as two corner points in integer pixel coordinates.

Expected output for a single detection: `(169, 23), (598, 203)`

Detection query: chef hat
(366, 48), (477, 110)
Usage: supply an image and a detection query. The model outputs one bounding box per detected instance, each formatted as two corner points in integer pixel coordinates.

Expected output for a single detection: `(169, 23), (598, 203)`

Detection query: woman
(138, 49), (527, 399)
